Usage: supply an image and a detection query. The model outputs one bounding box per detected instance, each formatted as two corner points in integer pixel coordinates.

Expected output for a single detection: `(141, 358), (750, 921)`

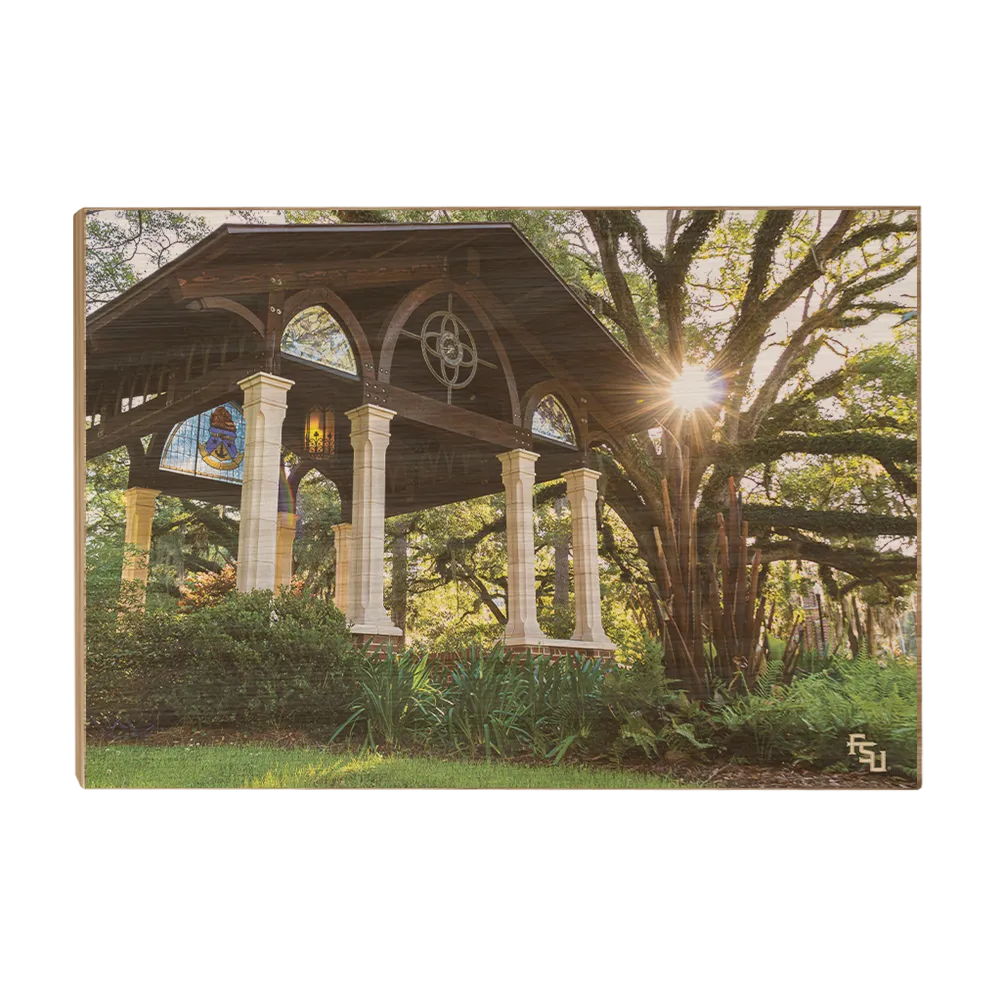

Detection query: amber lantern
(304, 406), (335, 456)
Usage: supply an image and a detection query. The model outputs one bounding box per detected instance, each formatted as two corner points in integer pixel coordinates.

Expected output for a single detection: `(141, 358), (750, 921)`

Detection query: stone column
(563, 468), (614, 650)
(498, 448), (546, 647)
(345, 405), (400, 635)
(236, 372), (294, 592)
(122, 486), (160, 604)
(332, 523), (352, 614)
(274, 512), (299, 592)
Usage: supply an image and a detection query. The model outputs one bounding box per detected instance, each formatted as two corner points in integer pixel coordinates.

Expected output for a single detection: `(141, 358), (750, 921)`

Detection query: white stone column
(122, 486), (159, 604)
(332, 523), (352, 614)
(345, 405), (400, 635)
(274, 512), (298, 592)
(236, 372), (294, 592)
(498, 449), (546, 647)
(563, 468), (614, 650)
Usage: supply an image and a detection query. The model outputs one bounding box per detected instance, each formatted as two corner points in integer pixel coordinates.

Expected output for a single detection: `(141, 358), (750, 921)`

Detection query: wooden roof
(85, 222), (651, 515)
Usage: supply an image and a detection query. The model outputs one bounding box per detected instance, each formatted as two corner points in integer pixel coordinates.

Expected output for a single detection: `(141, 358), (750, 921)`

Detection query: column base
(350, 622), (403, 638)
(568, 634), (617, 652)
(503, 629), (549, 648)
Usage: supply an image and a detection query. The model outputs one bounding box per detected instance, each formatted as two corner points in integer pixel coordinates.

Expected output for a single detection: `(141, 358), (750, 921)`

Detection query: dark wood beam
(173, 257), (448, 300)
(87, 356), (260, 458)
(265, 289), (285, 373)
(362, 379), (534, 452)
(187, 296), (265, 336)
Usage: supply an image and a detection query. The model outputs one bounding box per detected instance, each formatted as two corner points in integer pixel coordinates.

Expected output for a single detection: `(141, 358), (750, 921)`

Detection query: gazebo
(86, 223), (650, 654)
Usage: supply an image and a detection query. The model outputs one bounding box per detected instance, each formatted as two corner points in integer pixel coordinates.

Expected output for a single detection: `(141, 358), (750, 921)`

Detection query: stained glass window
(281, 305), (358, 375)
(532, 394), (576, 446)
(159, 401), (246, 484)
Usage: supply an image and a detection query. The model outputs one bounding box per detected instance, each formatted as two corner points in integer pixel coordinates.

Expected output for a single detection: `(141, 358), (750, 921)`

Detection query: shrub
(87, 590), (361, 730)
(175, 589), (360, 727)
(177, 564), (237, 612)
(86, 592), (187, 729)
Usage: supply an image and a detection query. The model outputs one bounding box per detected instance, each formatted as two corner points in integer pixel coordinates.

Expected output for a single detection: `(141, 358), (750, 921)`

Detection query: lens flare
(668, 365), (724, 414)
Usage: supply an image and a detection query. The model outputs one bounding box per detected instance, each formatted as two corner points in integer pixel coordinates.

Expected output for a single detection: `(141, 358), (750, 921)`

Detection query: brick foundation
(350, 633), (404, 658)
(503, 643), (617, 667)
(351, 637), (617, 668)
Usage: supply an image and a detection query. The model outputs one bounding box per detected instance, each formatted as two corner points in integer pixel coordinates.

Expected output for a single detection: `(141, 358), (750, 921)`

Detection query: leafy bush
(178, 590), (359, 727)
(176, 564), (237, 612)
(86, 588), (187, 729)
(87, 590), (361, 729)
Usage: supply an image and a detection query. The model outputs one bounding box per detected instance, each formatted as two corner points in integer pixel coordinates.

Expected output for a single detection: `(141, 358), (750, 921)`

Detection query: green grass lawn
(86, 745), (692, 789)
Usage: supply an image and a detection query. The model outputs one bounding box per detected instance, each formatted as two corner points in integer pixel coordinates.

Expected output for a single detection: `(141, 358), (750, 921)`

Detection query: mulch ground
(87, 726), (918, 789)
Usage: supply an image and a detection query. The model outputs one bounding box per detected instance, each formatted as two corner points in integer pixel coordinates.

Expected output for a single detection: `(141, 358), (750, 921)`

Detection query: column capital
(562, 467), (601, 487)
(497, 448), (540, 476)
(345, 403), (397, 424)
(238, 371), (296, 395)
(236, 372), (295, 392)
(124, 485), (161, 504)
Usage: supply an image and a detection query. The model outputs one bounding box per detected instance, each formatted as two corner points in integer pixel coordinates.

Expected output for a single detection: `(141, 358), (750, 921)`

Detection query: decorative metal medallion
(198, 405), (243, 470)
(401, 294), (496, 403)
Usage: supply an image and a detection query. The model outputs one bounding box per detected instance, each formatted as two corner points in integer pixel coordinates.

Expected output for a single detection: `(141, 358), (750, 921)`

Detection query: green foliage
(291, 468), (343, 599)
(346, 646), (438, 749)
(436, 646), (533, 755)
(87, 590), (361, 730)
(601, 638), (713, 761)
(530, 654), (608, 762)
(710, 655), (917, 775)
(86, 586), (187, 729)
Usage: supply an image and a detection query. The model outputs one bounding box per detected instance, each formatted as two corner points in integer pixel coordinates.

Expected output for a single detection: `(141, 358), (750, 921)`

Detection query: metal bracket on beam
(362, 379), (391, 408)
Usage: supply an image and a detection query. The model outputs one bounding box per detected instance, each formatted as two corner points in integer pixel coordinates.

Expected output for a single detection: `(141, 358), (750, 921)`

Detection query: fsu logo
(198, 406), (243, 470)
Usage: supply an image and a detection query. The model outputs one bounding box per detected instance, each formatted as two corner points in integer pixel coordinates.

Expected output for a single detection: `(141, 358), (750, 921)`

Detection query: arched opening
(378, 279), (521, 424)
(531, 393), (577, 447)
(159, 401), (245, 483)
(281, 305), (358, 376)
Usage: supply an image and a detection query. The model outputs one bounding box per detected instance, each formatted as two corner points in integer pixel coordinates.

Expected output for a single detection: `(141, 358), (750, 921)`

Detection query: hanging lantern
(304, 406), (335, 456)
